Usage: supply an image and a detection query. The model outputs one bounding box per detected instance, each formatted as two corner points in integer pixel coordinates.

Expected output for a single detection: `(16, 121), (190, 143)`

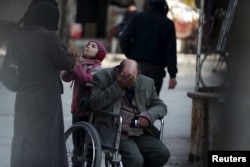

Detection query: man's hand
(137, 117), (150, 128)
(168, 78), (177, 89)
(116, 72), (136, 90)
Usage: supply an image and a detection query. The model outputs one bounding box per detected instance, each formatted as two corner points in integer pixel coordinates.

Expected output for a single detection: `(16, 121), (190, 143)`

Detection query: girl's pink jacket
(61, 59), (102, 116)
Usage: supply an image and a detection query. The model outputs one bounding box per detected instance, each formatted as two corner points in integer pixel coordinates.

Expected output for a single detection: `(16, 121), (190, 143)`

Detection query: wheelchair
(64, 111), (165, 167)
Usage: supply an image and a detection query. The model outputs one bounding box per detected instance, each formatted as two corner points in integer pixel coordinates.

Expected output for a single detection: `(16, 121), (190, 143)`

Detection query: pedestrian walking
(119, 0), (178, 95)
(7, 2), (75, 167)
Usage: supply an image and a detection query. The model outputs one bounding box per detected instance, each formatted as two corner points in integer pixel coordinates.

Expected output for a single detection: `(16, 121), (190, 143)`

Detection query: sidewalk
(0, 53), (197, 167)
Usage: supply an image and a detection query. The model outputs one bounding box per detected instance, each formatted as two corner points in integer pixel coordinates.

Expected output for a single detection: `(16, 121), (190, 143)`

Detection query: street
(0, 53), (196, 167)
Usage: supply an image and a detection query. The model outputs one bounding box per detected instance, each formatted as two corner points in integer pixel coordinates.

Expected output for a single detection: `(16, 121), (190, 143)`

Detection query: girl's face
(83, 42), (98, 58)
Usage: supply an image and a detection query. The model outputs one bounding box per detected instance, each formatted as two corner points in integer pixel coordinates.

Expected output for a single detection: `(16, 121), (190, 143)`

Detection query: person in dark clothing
(17, 0), (59, 27)
(7, 2), (75, 167)
(119, 0), (178, 95)
(28, 0), (58, 7)
(109, 2), (137, 54)
(119, 2), (138, 34)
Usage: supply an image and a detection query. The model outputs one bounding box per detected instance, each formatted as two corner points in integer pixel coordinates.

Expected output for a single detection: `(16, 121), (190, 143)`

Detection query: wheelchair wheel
(65, 122), (102, 167)
(199, 53), (229, 87)
(105, 152), (123, 167)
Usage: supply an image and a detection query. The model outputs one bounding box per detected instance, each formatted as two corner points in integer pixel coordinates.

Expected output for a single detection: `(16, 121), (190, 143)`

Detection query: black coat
(9, 26), (72, 167)
(119, 12), (177, 78)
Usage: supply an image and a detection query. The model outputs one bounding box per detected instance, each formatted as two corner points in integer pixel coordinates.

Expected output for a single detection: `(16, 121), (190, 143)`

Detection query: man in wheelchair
(89, 59), (170, 167)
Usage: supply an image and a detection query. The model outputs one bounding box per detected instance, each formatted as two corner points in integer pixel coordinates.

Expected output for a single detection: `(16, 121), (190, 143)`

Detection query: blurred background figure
(119, 2), (138, 34)
(109, 2), (137, 56)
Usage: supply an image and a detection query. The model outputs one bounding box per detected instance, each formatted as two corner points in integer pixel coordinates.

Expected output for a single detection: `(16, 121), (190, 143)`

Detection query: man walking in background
(120, 0), (177, 95)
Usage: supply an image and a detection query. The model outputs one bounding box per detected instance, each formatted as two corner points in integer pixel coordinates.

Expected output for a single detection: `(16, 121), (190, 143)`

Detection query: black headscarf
(27, 0), (58, 9)
(23, 1), (59, 31)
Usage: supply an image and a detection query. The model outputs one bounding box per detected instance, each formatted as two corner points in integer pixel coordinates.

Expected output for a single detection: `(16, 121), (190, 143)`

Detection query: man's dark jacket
(119, 11), (177, 78)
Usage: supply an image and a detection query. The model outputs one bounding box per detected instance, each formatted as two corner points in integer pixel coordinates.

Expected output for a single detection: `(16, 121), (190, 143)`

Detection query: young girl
(61, 40), (107, 123)
(61, 40), (106, 166)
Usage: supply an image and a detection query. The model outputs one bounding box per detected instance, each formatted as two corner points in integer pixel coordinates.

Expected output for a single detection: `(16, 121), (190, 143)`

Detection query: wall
(0, 0), (31, 22)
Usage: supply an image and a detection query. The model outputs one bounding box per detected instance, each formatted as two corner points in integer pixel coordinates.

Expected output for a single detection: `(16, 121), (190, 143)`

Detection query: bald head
(115, 59), (140, 89)
(118, 59), (140, 76)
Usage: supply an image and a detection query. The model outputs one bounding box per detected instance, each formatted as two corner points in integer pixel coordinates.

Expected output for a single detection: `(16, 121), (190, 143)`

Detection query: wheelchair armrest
(85, 83), (93, 88)
(157, 117), (164, 141)
(91, 111), (122, 150)
(93, 111), (122, 133)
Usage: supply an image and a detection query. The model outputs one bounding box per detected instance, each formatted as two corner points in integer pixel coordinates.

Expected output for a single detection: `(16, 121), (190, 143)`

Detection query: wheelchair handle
(85, 83), (93, 88)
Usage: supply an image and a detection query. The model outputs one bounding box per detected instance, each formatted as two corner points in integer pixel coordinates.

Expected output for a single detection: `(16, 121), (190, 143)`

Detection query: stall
(187, 0), (241, 166)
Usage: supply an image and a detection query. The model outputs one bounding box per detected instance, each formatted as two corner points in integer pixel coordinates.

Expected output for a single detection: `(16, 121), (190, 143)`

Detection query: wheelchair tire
(65, 122), (102, 167)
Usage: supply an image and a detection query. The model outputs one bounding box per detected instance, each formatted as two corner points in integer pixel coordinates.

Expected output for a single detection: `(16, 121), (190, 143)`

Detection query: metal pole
(216, 0), (238, 53)
(195, 0), (205, 91)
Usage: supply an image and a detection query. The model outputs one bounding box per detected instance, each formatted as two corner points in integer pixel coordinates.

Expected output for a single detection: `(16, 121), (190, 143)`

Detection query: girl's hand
(71, 53), (82, 65)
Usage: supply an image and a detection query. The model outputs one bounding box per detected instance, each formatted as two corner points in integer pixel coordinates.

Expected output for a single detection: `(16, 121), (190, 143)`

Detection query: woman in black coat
(8, 2), (74, 167)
